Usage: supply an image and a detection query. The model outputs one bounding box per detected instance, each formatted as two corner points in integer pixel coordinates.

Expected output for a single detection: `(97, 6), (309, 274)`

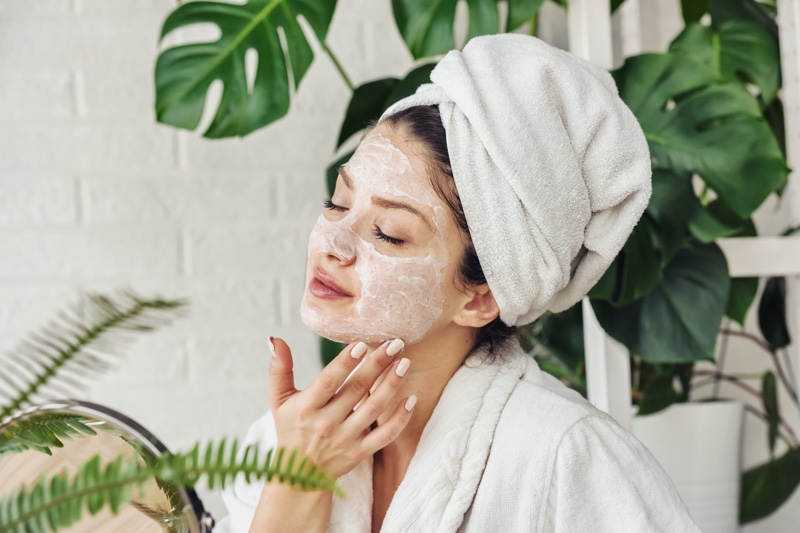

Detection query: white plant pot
(631, 400), (744, 533)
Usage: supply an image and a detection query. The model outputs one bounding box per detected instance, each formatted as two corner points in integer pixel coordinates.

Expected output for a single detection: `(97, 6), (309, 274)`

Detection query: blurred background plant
(0, 290), (339, 532)
(150, 0), (795, 523)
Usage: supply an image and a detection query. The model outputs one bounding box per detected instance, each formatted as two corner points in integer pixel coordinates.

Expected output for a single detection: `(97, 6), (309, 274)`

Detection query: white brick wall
(0, 0), (412, 517)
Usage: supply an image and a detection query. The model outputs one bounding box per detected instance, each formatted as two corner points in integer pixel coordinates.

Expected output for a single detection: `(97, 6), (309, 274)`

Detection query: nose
(326, 226), (357, 265)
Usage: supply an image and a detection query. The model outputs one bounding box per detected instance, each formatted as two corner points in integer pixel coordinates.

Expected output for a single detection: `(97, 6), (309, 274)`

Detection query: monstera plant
(152, 0), (793, 522)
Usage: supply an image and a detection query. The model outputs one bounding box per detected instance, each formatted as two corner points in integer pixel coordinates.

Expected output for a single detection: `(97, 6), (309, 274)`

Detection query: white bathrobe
(214, 340), (699, 532)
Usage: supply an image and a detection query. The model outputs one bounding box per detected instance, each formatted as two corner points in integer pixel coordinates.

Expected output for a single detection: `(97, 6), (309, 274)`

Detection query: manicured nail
(386, 339), (404, 357)
(405, 395), (417, 412)
(350, 342), (367, 359)
(268, 336), (275, 355)
(395, 358), (411, 377)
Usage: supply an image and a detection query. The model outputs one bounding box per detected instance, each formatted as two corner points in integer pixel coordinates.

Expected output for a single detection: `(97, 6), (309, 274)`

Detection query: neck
(371, 324), (477, 468)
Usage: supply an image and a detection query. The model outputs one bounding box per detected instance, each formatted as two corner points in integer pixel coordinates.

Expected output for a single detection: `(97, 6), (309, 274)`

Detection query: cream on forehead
(346, 132), (444, 216)
(300, 132), (451, 344)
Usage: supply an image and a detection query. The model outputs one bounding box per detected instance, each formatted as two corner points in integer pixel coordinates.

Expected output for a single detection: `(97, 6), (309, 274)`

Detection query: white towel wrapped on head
(380, 34), (651, 326)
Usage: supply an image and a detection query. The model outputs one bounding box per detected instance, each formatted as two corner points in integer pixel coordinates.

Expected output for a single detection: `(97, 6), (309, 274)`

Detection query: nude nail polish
(351, 342), (368, 359)
(268, 336), (275, 355)
(405, 395), (417, 412)
(395, 358), (411, 377)
(386, 338), (404, 357)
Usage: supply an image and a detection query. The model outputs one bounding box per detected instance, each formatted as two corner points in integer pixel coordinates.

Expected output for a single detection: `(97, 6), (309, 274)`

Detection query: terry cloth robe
(214, 340), (699, 532)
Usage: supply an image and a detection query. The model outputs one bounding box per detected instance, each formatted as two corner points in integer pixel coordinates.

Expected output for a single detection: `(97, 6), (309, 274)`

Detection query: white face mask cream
(300, 132), (450, 345)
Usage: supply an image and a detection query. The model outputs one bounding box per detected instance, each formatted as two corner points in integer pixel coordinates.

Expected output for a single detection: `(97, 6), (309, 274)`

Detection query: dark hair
(377, 105), (517, 356)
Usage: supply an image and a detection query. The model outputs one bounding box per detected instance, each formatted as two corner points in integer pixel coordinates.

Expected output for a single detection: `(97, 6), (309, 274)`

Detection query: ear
(453, 283), (501, 328)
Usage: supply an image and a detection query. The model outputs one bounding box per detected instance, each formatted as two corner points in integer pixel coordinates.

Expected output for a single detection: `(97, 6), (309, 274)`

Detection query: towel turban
(379, 34), (651, 327)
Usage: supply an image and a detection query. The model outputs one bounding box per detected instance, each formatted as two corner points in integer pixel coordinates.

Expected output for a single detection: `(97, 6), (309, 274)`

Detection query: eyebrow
(338, 166), (435, 233)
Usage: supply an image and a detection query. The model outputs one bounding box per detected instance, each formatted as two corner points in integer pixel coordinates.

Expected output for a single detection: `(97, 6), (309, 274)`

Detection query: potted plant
(0, 289), (338, 531)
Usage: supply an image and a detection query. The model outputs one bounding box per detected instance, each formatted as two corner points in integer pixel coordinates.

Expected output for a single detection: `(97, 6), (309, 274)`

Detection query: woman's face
(300, 125), (467, 345)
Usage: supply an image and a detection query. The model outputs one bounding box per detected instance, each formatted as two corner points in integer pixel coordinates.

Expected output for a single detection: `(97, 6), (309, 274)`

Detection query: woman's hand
(268, 337), (416, 480)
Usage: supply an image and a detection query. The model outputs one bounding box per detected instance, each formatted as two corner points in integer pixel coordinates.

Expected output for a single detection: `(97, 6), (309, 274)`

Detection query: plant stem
(742, 404), (797, 450)
(712, 318), (731, 399)
(721, 328), (800, 407)
(323, 43), (354, 92)
(529, 13), (539, 37)
(694, 370), (800, 446)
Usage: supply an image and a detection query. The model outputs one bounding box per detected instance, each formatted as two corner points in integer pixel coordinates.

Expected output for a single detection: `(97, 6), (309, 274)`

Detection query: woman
(216, 34), (699, 532)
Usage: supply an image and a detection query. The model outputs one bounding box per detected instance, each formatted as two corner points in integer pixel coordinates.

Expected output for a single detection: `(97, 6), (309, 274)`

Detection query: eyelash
(323, 198), (404, 246)
(323, 197), (347, 212)
(372, 227), (404, 246)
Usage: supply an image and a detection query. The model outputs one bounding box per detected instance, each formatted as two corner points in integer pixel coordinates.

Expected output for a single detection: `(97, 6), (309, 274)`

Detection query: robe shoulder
(464, 358), (700, 532)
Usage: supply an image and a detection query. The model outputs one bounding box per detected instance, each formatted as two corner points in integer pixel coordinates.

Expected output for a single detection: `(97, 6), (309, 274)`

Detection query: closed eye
(323, 197), (348, 212)
(372, 226), (404, 246)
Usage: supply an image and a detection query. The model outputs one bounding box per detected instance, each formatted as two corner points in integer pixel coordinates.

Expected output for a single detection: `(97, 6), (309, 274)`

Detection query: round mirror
(0, 400), (214, 532)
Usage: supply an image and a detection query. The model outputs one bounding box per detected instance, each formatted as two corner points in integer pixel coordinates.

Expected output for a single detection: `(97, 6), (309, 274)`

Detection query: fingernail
(405, 395), (417, 412)
(351, 342), (367, 359)
(268, 336), (275, 355)
(395, 358), (410, 377)
(386, 339), (404, 357)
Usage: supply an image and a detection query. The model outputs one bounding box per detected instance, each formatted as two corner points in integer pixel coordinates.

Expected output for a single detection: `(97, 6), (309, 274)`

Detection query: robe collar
(328, 340), (530, 533)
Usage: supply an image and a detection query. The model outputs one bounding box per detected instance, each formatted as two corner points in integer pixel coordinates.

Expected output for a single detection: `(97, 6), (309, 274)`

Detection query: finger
(352, 363), (393, 412)
(344, 358), (411, 433)
(305, 340), (370, 409)
(359, 395), (417, 454)
(267, 337), (297, 410)
(327, 339), (405, 417)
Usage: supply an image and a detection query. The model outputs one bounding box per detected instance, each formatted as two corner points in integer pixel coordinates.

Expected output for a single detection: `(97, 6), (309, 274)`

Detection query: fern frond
(0, 414), (98, 456)
(0, 289), (188, 421)
(0, 440), (342, 532)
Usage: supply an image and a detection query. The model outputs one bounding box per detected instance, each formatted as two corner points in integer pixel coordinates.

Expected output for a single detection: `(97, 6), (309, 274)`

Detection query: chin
(299, 294), (425, 346)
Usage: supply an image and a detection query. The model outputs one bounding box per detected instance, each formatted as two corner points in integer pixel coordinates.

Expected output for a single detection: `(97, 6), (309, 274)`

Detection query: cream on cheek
(300, 133), (450, 344)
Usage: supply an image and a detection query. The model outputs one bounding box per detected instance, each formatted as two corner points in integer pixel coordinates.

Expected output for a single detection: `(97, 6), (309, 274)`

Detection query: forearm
(248, 481), (333, 533)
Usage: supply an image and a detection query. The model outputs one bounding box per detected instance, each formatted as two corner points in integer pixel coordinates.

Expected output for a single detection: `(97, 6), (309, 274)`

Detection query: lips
(309, 268), (353, 299)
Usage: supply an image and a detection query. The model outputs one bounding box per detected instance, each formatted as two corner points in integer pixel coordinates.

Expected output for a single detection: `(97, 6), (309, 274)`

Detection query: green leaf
(155, 0), (336, 138)
(726, 277), (759, 325)
(758, 276), (791, 350)
(761, 371), (779, 456)
(592, 242), (729, 363)
(326, 151), (353, 197)
(647, 169), (697, 264)
(689, 198), (750, 242)
(337, 79), (397, 148)
(604, 216), (663, 306)
(0, 290), (188, 421)
(614, 53), (788, 219)
(681, 0), (709, 22)
(336, 62), (437, 149)
(670, 21), (780, 104)
(391, 0), (502, 59)
(740, 448), (800, 524)
(506, 0), (546, 32)
(637, 374), (680, 415)
(709, 0), (779, 47)
(320, 336), (347, 367)
(0, 441), (341, 532)
(0, 414), (98, 456)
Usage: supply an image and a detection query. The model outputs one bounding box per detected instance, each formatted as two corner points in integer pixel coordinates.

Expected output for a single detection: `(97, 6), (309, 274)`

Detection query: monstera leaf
(592, 242), (730, 363)
(155, 0), (336, 138)
(336, 63), (437, 148)
(670, 21), (779, 104)
(392, 0), (498, 59)
(614, 52), (788, 219)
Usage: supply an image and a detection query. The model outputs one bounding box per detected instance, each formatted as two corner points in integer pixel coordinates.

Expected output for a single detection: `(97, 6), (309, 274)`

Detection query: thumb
(268, 336), (297, 410)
